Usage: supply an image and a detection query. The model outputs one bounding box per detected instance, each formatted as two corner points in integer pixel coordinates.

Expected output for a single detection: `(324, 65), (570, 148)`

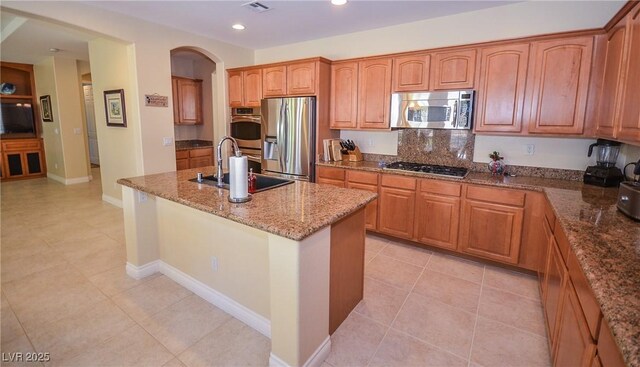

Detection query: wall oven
(390, 90), (474, 129)
(231, 107), (262, 172)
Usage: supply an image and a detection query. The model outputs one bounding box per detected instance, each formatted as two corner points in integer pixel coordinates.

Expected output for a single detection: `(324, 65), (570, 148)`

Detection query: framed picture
(103, 89), (127, 127)
(39, 95), (53, 122)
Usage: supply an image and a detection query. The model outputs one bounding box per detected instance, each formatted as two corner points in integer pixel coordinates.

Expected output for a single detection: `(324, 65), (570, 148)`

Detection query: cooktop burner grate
(384, 161), (469, 178)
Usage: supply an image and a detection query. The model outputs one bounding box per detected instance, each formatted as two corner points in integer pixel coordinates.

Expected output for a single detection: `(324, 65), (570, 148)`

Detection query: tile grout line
(467, 265), (486, 367)
(0, 288), (40, 357)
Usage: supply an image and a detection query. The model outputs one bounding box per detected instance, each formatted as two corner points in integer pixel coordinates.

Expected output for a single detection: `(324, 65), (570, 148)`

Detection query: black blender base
(583, 166), (623, 187)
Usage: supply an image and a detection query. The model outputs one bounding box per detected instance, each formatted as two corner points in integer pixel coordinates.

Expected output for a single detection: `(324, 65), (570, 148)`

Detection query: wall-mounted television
(0, 99), (36, 136)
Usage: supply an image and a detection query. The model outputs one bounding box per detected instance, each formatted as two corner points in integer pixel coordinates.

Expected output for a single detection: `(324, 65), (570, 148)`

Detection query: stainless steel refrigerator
(261, 97), (316, 181)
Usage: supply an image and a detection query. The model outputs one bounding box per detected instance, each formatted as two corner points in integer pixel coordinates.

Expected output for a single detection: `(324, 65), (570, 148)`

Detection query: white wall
(254, 0), (624, 170)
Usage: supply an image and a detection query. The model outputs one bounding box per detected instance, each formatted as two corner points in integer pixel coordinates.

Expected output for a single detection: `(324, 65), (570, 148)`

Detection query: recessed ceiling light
(232, 24), (246, 30)
(331, 0), (347, 5)
(49, 48), (60, 53)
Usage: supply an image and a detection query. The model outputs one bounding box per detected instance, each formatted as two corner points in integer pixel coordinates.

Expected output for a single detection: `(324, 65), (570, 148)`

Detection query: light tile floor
(1, 169), (550, 366)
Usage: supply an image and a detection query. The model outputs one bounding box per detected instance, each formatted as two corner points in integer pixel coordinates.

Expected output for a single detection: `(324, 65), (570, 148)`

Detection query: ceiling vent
(242, 1), (271, 13)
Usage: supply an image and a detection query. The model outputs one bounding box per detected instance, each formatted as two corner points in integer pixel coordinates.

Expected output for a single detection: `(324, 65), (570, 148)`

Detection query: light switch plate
(73, 128), (82, 135)
(162, 137), (173, 147)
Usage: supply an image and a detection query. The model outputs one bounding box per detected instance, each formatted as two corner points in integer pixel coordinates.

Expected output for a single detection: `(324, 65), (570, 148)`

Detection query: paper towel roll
(229, 155), (248, 200)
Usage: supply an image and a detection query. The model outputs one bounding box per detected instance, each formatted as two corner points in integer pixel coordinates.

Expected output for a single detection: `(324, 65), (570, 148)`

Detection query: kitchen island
(117, 166), (376, 367)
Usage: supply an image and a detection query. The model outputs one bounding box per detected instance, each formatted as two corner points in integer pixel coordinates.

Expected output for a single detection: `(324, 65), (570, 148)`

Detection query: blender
(583, 139), (624, 187)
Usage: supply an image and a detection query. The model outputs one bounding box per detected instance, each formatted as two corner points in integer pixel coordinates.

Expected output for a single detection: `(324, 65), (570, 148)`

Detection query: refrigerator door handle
(277, 100), (286, 171)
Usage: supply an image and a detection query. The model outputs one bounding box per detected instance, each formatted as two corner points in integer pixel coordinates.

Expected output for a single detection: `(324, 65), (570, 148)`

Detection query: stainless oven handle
(451, 100), (458, 128)
(231, 115), (261, 124)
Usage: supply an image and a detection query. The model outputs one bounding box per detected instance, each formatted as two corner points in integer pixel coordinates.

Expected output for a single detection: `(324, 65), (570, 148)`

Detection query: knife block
(347, 146), (363, 162)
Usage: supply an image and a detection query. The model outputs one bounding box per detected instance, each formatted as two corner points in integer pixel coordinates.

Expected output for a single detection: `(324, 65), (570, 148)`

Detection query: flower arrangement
(488, 151), (506, 175)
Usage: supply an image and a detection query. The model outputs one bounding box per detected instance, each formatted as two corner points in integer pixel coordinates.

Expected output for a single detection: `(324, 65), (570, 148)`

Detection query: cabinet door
(287, 62), (316, 95)
(553, 282), (596, 367)
(358, 58), (392, 129)
(347, 182), (378, 231)
(392, 54), (430, 92)
(228, 71), (243, 107)
(243, 69), (263, 107)
(190, 156), (212, 168)
(596, 26), (627, 138)
(330, 62), (359, 129)
(414, 193), (460, 250)
(172, 77), (181, 122)
(431, 49), (477, 90)
(617, 7), (640, 143)
(459, 200), (524, 264)
(177, 79), (203, 125)
(176, 159), (189, 171)
(24, 151), (43, 175)
(543, 240), (567, 348)
(475, 44), (530, 133)
(378, 187), (415, 239)
(538, 215), (553, 299)
(4, 152), (24, 178)
(263, 66), (287, 97)
(526, 37), (593, 135)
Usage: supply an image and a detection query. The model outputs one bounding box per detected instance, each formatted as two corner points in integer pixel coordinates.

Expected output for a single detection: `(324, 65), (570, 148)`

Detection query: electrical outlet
(54, 163), (58, 169)
(137, 191), (147, 203)
(73, 128), (82, 135)
(368, 139), (374, 147)
(211, 256), (218, 272)
(162, 137), (173, 147)
(525, 144), (535, 155)
(54, 128), (59, 135)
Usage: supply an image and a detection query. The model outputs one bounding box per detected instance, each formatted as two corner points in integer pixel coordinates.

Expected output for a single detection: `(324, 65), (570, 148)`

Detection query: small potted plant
(488, 151), (506, 176)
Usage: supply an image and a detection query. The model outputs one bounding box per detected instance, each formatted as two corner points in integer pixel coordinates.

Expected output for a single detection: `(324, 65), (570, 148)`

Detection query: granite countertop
(175, 140), (213, 151)
(318, 160), (639, 366)
(117, 166), (376, 242)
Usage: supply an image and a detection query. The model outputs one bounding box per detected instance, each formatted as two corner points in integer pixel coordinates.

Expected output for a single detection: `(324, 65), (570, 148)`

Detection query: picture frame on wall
(39, 95), (53, 122)
(103, 89), (127, 127)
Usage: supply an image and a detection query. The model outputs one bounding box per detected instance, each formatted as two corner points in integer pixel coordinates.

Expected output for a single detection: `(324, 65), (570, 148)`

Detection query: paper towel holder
(228, 194), (252, 203)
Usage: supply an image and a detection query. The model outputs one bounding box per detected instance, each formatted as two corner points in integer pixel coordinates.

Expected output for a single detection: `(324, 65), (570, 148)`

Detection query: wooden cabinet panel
(597, 321), (626, 367)
(330, 62), (359, 129)
(357, 58), (392, 129)
(475, 44), (530, 133)
(189, 147), (213, 158)
(347, 170), (378, 185)
(596, 26), (627, 138)
(173, 77), (203, 125)
(263, 66), (287, 97)
(414, 193), (460, 250)
(175, 150), (189, 160)
(617, 7), (640, 142)
(543, 240), (567, 348)
(190, 156), (212, 168)
(287, 62), (316, 95)
(392, 54), (430, 92)
(466, 185), (526, 207)
(419, 179), (461, 197)
(567, 250), (602, 340)
(431, 49), (476, 90)
(539, 215), (553, 299)
(317, 178), (345, 188)
(526, 37), (593, 135)
(459, 200), (524, 264)
(378, 186), (415, 239)
(228, 71), (243, 107)
(243, 69), (263, 107)
(554, 282), (596, 367)
(347, 181), (378, 231)
(176, 159), (189, 171)
(0, 139), (46, 181)
(172, 78), (181, 121)
(381, 174), (416, 190)
(317, 166), (345, 181)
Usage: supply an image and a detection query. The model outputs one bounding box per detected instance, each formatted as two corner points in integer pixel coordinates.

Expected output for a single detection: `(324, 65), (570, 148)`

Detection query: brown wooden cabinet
(392, 54), (431, 92)
(358, 58), (392, 129)
(346, 170), (379, 231)
(431, 49), (477, 90)
(287, 62), (316, 95)
(616, 5), (640, 143)
(263, 66), (287, 97)
(330, 61), (359, 129)
(596, 26), (627, 138)
(543, 238), (568, 350)
(1, 139), (46, 181)
(413, 179), (461, 250)
(378, 175), (416, 239)
(172, 76), (203, 125)
(175, 147), (213, 170)
(316, 166), (346, 188)
(526, 37), (594, 135)
(228, 69), (262, 107)
(553, 281), (596, 367)
(475, 43), (530, 133)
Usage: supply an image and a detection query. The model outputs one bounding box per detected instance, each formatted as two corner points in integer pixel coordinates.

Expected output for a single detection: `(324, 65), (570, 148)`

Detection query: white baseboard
(269, 336), (331, 367)
(47, 173), (91, 185)
(126, 261), (161, 279)
(161, 261), (271, 339)
(102, 194), (123, 208)
(125, 260), (271, 339)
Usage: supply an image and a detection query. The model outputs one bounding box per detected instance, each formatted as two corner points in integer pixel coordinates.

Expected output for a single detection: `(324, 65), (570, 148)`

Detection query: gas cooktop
(384, 161), (469, 179)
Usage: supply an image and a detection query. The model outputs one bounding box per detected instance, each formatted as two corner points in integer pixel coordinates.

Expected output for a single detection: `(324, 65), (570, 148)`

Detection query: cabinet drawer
(189, 148), (212, 158)
(466, 185), (526, 207)
(567, 249), (602, 340)
(420, 179), (461, 197)
(317, 177), (345, 188)
(176, 150), (189, 159)
(381, 174), (416, 190)
(347, 170), (378, 185)
(190, 156), (212, 168)
(176, 158), (189, 170)
(2, 139), (41, 151)
(317, 166), (345, 181)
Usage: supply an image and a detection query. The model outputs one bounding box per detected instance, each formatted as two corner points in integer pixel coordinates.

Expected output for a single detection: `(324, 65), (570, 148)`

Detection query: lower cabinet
(553, 281), (596, 367)
(543, 238), (568, 349)
(346, 170), (379, 231)
(378, 175), (416, 239)
(1, 138), (46, 181)
(414, 192), (460, 250)
(316, 166), (346, 188)
(175, 147), (213, 170)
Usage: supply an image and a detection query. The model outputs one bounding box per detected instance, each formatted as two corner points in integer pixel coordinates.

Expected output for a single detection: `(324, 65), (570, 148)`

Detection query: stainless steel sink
(190, 173), (294, 193)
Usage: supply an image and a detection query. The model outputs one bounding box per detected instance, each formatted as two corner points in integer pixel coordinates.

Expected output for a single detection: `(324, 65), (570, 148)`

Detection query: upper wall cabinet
(358, 58), (392, 129)
(526, 37), (594, 135)
(616, 5), (640, 143)
(172, 76), (203, 125)
(392, 54), (430, 92)
(287, 62), (316, 95)
(475, 43), (530, 133)
(431, 49), (477, 90)
(330, 61), (359, 129)
(228, 69), (262, 108)
(596, 25), (627, 139)
(263, 66), (287, 97)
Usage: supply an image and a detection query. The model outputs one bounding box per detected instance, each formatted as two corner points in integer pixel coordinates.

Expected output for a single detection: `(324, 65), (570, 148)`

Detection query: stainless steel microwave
(390, 90), (474, 129)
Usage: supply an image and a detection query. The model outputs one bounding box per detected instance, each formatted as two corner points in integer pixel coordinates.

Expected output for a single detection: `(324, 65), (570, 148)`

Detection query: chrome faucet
(216, 136), (241, 188)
